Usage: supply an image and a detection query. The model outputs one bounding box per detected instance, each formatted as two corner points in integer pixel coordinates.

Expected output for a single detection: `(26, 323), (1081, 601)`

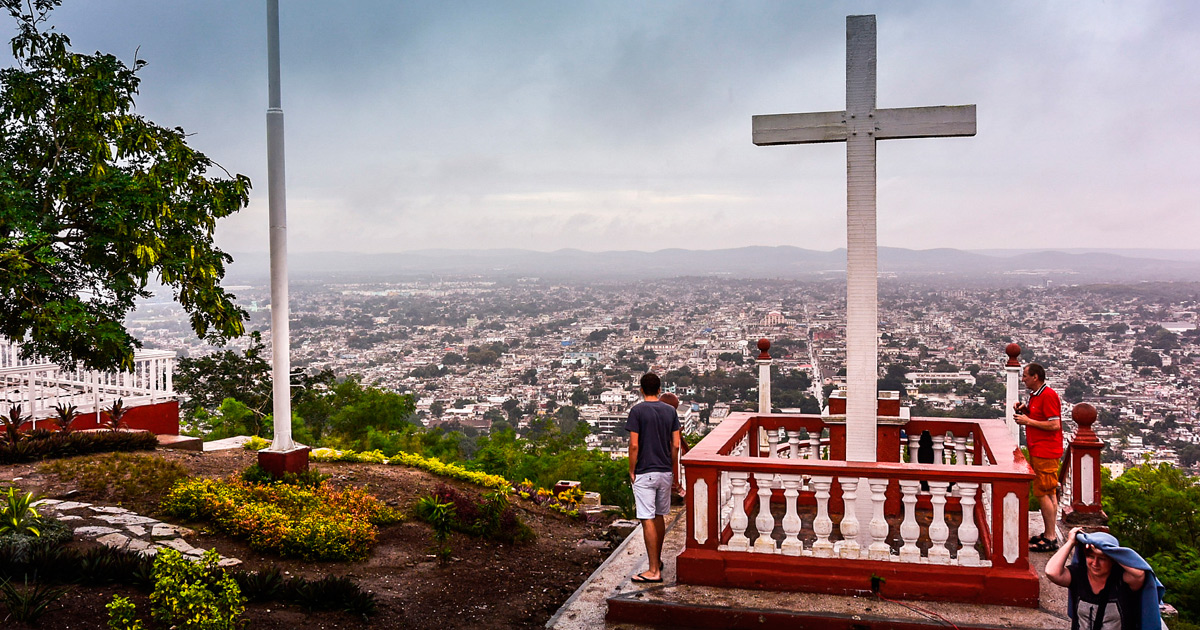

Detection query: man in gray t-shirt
(626, 372), (682, 583)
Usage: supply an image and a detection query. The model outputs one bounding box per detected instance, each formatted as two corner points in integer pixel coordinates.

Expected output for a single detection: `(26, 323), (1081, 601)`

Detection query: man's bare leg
(1039, 494), (1057, 542)
(642, 516), (663, 578)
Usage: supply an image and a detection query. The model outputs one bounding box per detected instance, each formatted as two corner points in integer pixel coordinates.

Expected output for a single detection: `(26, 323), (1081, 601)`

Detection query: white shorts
(632, 471), (673, 520)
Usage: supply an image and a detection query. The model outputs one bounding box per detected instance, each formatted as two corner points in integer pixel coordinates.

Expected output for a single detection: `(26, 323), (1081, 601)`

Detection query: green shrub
(242, 436), (271, 451)
(240, 464), (331, 489)
(0, 518), (70, 565)
(414, 484), (534, 545)
(283, 575), (377, 617)
(106, 595), (144, 630)
(149, 548), (245, 630)
(0, 430), (157, 464)
(0, 576), (70, 624)
(0, 487), (43, 536)
(161, 477), (394, 561)
(414, 495), (455, 561)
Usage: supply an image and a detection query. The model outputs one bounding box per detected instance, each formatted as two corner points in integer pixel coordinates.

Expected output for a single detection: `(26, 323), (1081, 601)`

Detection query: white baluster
(836, 477), (861, 559)
(933, 433), (946, 464)
(966, 432), (975, 466)
(727, 472), (751, 550)
(957, 482), (981, 566)
(719, 472), (731, 532)
(928, 481), (952, 564)
(908, 432), (920, 463)
(779, 474), (804, 556)
(788, 430), (801, 459)
(898, 480), (922, 562)
(983, 482), (993, 531)
(753, 473), (776, 553)
(811, 476), (834, 557)
(808, 433), (821, 460)
(867, 478), (891, 561)
(955, 435), (967, 467)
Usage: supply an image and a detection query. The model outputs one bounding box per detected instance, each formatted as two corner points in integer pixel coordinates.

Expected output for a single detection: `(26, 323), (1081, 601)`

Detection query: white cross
(753, 15), (975, 463)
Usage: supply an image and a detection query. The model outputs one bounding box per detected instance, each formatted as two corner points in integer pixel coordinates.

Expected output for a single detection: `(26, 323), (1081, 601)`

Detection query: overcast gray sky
(23, 1), (1200, 254)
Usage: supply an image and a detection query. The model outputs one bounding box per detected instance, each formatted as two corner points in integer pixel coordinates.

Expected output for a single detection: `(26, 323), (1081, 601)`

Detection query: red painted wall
(20, 400), (180, 435)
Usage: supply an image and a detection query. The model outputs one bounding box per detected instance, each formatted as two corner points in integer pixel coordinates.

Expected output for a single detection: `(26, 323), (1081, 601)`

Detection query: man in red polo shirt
(1014, 362), (1064, 552)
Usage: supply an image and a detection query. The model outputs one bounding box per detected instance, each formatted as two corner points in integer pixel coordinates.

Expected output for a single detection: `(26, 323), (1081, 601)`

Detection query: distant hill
(224, 247), (1200, 283)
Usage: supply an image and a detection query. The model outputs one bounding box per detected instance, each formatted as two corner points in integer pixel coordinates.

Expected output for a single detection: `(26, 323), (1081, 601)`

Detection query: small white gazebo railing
(0, 339), (176, 428)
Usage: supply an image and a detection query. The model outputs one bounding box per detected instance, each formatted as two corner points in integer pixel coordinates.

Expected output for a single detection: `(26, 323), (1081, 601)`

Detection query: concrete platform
(201, 435), (253, 452)
(155, 433), (202, 451)
(549, 509), (1070, 630)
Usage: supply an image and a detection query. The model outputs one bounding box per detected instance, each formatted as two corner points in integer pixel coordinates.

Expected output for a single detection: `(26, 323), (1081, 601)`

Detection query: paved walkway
(549, 510), (1070, 630)
(32, 499), (242, 568)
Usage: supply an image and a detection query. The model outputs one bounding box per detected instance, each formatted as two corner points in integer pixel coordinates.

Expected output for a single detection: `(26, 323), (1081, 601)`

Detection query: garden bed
(1, 448), (619, 629)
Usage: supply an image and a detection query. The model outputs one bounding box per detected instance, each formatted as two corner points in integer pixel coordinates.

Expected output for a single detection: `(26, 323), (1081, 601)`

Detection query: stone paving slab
(90, 506), (130, 514)
(96, 513), (158, 526)
(75, 526), (121, 538)
(36, 498), (242, 568)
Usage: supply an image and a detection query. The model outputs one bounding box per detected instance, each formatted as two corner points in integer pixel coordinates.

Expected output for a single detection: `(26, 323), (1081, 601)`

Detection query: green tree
(175, 332), (271, 422)
(326, 378), (416, 445)
(0, 1), (250, 371)
(1104, 462), (1200, 622)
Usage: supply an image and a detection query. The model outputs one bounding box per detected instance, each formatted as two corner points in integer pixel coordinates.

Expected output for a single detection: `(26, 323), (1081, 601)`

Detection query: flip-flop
(631, 573), (663, 583)
(1029, 537), (1059, 552)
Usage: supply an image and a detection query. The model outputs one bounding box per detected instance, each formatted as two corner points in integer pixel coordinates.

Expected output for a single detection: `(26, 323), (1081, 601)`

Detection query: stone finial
(1072, 403), (1097, 429)
(1070, 402), (1103, 446)
(757, 338), (771, 360)
(1005, 343), (1021, 367)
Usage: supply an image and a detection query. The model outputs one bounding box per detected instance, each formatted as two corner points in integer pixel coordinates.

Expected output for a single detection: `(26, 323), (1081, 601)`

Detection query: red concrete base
(677, 548), (1040, 608)
(257, 447), (311, 476)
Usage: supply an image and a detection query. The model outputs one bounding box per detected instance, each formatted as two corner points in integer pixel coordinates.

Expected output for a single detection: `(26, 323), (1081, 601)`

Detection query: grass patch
(39, 453), (190, 504)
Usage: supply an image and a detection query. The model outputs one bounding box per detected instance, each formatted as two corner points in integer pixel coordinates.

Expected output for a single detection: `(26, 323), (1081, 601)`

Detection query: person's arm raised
(1045, 527), (1079, 587)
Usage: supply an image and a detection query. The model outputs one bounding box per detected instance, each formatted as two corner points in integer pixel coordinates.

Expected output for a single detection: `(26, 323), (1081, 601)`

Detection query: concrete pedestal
(258, 447), (310, 476)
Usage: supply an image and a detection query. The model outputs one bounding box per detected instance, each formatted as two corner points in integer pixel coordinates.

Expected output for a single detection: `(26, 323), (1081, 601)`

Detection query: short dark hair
(640, 372), (661, 396)
(1026, 363), (1046, 382)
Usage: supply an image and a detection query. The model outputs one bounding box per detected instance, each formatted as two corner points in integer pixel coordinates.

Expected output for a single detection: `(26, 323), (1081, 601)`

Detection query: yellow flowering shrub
(161, 477), (392, 561)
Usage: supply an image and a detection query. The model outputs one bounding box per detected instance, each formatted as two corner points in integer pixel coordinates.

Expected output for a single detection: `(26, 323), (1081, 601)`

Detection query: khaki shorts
(1029, 456), (1061, 498)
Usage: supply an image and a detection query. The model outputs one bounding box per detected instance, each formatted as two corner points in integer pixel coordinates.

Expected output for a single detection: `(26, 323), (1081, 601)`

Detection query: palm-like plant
(0, 487), (42, 537)
(2, 405), (26, 443)
(52, 403), (79, 434)
(105, 398), (129, 431)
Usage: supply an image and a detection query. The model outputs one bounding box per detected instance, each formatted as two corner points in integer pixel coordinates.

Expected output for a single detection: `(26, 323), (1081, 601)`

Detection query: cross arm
(752, 110), (848, 146)
(874, 105), (976, 140)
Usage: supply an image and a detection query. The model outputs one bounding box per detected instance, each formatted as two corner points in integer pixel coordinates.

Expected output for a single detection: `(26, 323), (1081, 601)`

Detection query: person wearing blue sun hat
(1046, 527), (1166, 629)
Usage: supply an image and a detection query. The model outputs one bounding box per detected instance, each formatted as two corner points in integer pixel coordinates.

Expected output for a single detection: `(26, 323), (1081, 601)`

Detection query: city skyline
(28, 1), (1200, 254)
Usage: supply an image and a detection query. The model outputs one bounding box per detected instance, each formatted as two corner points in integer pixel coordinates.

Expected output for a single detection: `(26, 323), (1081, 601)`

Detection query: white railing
(684, 414), (1034, 575)
(0, 340), (176, 425)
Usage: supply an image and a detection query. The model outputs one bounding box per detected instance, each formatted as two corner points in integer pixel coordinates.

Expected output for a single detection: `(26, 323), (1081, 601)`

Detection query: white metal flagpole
(266, 0), (294, 452)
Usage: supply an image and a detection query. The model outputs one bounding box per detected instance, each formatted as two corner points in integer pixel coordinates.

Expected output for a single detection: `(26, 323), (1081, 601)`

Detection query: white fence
(0, 340), (176, 427)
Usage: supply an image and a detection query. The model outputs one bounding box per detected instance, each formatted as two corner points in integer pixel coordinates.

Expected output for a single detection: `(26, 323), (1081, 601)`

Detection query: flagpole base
(258, 446), (310, 477)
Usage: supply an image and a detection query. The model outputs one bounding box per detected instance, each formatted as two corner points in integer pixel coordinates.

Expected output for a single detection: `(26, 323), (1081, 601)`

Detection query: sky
(16, 1), (1200, 254)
